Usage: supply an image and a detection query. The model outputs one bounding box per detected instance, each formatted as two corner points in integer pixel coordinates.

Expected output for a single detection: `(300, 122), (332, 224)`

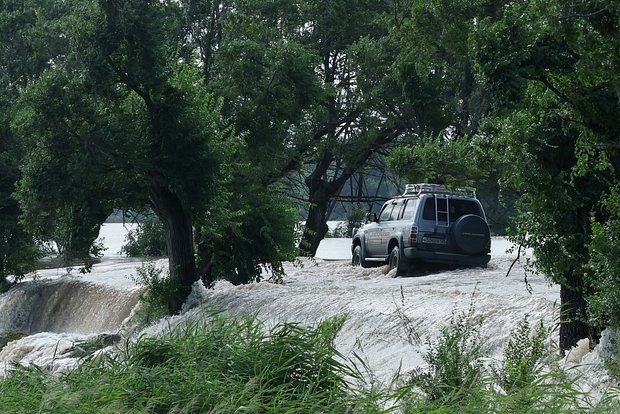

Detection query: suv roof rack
(402, 183), (476, 198)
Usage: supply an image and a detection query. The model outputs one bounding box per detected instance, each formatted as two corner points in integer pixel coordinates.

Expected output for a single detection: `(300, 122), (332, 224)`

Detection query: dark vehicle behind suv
(351, 184), (491, 276)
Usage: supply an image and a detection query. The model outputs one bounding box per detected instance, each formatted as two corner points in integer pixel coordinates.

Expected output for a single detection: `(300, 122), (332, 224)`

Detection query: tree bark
(195, 227), (215, 288)
(148, 180), (197, 314)
(559, 270), (593, 352)
(0, 274), (9, 293)
(300, 182), (331, 256)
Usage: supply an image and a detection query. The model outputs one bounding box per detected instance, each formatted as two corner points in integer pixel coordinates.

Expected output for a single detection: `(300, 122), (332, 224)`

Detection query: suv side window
(392, 200), (405, 220)
(379, 203), (395, 221)
(400, 198), (418, 220)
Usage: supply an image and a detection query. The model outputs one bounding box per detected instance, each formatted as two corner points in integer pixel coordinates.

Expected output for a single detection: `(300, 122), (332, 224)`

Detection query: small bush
(497, 315), (549, 393)
(346, 203), (367, 237)
(402, 309), (593, 413)
(129, 261), (174, 324)
(406, 305), (485, 408)
(121, 216), (167, 257)
(327, 204), (367, 238)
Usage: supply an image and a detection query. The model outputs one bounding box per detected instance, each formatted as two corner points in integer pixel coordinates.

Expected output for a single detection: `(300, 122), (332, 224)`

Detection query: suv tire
(352, 245), (372, 268)
(388, 246), (409, 277)
(452, 214), (490, 255)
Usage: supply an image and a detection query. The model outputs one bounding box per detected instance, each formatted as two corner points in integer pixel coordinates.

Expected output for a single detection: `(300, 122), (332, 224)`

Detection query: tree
(185, 0), (413, 257)
(12, 0), (234, 312)
(0, 0), (74, 287)
(294, 0), (415, 255)
(386, 0), (517, 233)
(177, 0), (319, 283)
(0, 124), (39, 290)
(470, 0), (620, 349)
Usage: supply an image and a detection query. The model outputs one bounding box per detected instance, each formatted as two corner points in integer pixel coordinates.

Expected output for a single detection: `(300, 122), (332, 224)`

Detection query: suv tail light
(410, 226), (418, 244)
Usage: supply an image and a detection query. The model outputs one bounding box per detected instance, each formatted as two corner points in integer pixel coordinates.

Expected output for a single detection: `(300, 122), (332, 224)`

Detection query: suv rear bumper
(403, 247), (490, 266)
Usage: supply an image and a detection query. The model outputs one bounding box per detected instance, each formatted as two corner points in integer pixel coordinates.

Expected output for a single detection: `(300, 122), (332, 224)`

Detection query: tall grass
(400, 310), (619, 414)
(1, 308), (619, 413)
(0, 311), (387, 413)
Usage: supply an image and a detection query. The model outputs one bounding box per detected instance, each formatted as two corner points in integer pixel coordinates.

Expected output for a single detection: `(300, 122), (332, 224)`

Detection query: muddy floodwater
(0, 224), (613, 401)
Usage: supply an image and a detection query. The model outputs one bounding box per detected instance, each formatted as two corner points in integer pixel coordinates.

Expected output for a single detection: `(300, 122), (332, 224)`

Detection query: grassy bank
(0, 312), (384, 413)
(1, 310), (619, 413)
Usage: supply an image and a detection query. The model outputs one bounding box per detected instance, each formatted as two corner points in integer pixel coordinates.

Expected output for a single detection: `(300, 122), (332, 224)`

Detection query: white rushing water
(0, 223), (615, 399)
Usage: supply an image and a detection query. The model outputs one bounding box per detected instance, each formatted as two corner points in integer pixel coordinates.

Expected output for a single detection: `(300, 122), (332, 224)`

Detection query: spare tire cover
(452, 214), (490, 255)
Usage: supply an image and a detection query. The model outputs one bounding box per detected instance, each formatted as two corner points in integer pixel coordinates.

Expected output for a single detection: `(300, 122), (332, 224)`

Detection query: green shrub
(129, 261), (174, 324)
(346, 203), (367, 237)
(401, 309), (597, 414)
(496, 315), (549, 393)
(327, 204), (367, 238)
(197, 185), (300, 285)
(121, 216), (167, 257)
(405, 305), (485, 409)
(587, 189), (620, 329)
(2, 309), (617, 413)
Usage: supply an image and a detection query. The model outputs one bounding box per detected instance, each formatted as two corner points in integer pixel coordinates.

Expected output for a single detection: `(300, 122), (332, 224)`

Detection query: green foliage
(587, 188), (620, 329)
(496, 316), (550, 394)
(0, 0), (59, 285)
(129, 262), (175, 325)
(1, 310), (615, 413)
(6, 0), (239, 307)
(328, 204), (367, 238)
(401, 310), (594, 413)
(407, 306), (485, 407)
(388, 0), (518, 234)
(345, 203), (369, 236)
(468, 0), (620, 347)
(198, 184), (300, 285)
(0, 313), (384, 413)
(0, 199), (40, 287)
(121, 216), (167, 258)
(388, 136), (480, 187)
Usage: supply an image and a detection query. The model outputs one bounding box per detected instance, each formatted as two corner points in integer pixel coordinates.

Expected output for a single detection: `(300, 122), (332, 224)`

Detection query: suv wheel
(452, 214), (491, 255)
(388, 246), (409, 277)
(352, 245), (371, 268)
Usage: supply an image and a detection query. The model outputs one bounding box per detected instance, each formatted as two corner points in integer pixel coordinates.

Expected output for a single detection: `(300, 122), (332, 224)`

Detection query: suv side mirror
(366, 212), (378, 223)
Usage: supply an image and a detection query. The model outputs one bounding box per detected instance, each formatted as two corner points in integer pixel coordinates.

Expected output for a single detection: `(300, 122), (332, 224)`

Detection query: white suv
(351, 184), (491, 276)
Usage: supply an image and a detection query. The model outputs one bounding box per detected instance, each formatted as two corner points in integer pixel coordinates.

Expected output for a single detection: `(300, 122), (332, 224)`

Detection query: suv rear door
(417, 195), (484, 250)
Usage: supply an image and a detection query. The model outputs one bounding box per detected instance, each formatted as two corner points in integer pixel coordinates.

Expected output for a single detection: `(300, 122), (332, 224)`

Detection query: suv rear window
(422, 198), (481, 222)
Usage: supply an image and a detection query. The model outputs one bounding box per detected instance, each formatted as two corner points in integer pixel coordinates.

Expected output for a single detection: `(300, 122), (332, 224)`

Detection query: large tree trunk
(559, 270), (593, 352)
(195, 227), (215, 288)
(301, 182), (331, 256)
(148, 180), (197, 314)
(0, 273), (9, 293)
